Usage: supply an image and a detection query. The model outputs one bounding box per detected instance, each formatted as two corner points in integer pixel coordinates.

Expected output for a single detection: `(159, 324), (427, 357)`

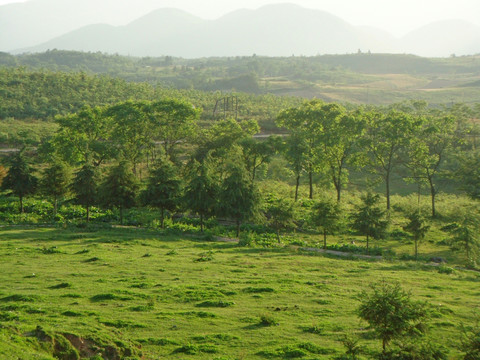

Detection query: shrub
(259, 314), (278, 326)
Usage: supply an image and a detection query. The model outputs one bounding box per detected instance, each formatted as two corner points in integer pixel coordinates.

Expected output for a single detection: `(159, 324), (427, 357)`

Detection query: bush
(259, 314), (278, 326)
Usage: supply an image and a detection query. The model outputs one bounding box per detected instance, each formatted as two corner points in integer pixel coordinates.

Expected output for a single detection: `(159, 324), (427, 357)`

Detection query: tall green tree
(351, 193), (388, 252)
(455, 150), (480, 200)
(54, 106), (114, 166)
(107, 101), (152, 175)
(365, 109), (418, 210)
(147, 99), (200, 161)
(183, 159), (218, 232)
(320, 104), (365, 203)
(240, 135), (279, 182)
(408, 115), (456, 217)
(310, 197), (342, 250)
(283, 133), (308, 202)
(2, 150), (38, 213)
(71, 162), (98, 223)
(100, 161), (139, 225)
(277, 100), (324, 200)
(142, 158), (182, 229)
(218, 163), (260, 237)
(40, 159), (71, 217)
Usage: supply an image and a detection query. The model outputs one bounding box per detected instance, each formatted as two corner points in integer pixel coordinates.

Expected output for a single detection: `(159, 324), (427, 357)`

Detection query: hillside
(2, 51), (480, 107)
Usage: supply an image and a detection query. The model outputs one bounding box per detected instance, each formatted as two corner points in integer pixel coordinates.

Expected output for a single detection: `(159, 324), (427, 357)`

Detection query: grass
(0, 225), (478, 359)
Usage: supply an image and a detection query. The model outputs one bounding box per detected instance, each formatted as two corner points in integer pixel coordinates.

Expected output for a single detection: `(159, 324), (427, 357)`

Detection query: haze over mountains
(2, 1), (480, 57)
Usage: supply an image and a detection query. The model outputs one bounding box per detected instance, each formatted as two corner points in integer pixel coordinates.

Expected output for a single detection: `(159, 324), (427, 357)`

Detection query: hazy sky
(1, 0), (480, 37)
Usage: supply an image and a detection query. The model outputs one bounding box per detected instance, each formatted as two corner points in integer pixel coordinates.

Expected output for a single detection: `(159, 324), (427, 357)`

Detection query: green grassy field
(0, 226), (478, 359)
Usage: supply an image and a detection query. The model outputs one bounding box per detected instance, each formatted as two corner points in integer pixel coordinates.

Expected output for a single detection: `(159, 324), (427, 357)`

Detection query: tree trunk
(366, 234), (369, 253)
(309, 166), (313, 200)
(236, 219), (240, 238)
(276, 228), (281, 243)
(386, 172), (391, 211)
(336, 183), (341, 203)
(295, 174), (300, 202)
(429, 177), (436, 218)
(161, 208), (165, 229)
(54, 196), (58, 219)
(19, 195), (24, 214)
(415, 238), (418, 260)
(200, 213), (204, 233)
(323, 230), (327, 250)
(86, 205), (90, 223)
(120, 207), (123, 225)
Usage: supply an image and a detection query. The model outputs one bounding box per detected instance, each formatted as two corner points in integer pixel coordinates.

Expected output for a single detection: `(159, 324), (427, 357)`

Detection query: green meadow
(0, 226), (478, 359)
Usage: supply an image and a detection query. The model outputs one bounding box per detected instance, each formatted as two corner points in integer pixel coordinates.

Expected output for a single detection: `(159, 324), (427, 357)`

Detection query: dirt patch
(62, 333), (102, 358)
(25, 326), (140, 360)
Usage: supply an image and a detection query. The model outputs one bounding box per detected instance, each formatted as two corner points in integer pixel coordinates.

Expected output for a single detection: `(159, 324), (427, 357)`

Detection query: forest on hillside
(2, 50), (480, 103)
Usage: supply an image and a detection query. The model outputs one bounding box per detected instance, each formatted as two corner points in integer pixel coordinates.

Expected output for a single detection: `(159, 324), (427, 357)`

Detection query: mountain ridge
(7, 3), (480, 57)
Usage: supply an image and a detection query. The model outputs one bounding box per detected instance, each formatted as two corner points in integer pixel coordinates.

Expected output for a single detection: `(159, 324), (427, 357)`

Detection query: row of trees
(277, 100), (479, 217)
(1, 97), (479, 259)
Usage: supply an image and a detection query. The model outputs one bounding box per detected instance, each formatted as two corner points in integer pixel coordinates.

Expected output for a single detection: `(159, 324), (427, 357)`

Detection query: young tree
(40, 159), (71, 217)
(218, 163), (260, 237)
(265, 198), (296, 243)
(310, 197), (342, 249)
(351, 193), (388, 252)
(449, 212), (479, 265)
(403, 211), (430, 260)
(358, 281), (429, 354)
(2, 150), (38, 213)
(100, 161), (139, 225)
(141, 158), (182, 229)
(461, 317), (480, 360)
(71, 162), (98, 223)
(183, 159), (218, 232)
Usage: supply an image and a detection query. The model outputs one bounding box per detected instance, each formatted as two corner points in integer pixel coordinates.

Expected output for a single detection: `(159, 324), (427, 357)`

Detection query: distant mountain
(0, 0), (163, 51)
(400, 20), (480, 57)
(15, 4), (391, 57)
(7, 3), (480, 57)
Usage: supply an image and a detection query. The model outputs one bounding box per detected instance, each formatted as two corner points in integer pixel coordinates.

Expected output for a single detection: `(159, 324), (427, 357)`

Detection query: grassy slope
(0, 227), (478, 359)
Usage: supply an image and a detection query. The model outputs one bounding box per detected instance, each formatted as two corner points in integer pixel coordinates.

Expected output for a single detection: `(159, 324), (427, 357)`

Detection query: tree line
(1, 98), (479, 262)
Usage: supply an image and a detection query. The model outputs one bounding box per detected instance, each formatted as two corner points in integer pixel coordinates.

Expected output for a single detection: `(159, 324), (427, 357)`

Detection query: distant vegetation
(2, 50), (480, 105)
